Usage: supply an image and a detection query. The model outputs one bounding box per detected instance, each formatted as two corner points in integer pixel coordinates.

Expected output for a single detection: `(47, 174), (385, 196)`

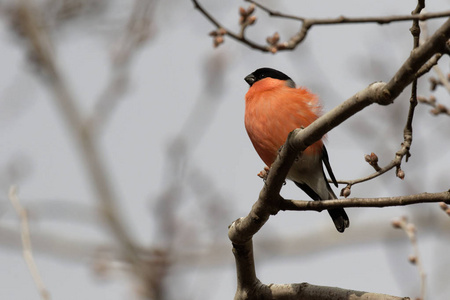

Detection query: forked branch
(193, 0), (450, 52)
(229, 17), (450, 300)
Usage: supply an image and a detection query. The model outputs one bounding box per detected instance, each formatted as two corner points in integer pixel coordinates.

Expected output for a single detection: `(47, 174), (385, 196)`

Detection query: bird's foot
(257, 166), (270, 181)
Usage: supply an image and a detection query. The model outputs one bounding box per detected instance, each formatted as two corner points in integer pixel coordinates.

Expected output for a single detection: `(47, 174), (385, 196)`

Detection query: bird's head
(244, 67), (296, 88)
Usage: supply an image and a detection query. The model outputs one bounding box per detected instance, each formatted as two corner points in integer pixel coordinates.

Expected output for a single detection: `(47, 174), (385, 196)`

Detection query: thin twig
(439, 202), (450, 216)
(9, 186), (51, 300)
(192, 0), (264, 50)
(334, 90), (446, 186)
(301, 17), (450, 190)
(193, 0), (450, 52)
(392, 217), (427, 300)
(418, 95), (450, 116)
(280, 191), (450, 211)
(88, 0), (155, 134)
(419, 11), (450, 94)
(402, 0), (425, 165)
(335, 12), (449, 190)
(415, 53), (443, 77)
(431, 64), (450, 94)
(420, 19), (450, 94)
(246, 0), (449, 24)
(335, 158), (399, 187)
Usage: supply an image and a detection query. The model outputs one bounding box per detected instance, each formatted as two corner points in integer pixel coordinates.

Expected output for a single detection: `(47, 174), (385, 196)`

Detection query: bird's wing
(322, 145), (338, 188)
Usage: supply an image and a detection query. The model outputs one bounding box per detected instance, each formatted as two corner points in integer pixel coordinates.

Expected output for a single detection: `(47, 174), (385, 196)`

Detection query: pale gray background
(0, 0), (449, 299)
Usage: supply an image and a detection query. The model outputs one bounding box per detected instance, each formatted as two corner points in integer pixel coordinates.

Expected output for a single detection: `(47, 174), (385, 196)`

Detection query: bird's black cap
(244, 67), (293, 86)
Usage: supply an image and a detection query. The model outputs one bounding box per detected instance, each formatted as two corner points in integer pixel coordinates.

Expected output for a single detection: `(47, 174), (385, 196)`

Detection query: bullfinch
(244, 67), (349, 233)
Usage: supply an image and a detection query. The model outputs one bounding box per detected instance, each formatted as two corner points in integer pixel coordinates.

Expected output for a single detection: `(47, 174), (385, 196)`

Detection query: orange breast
(245, 79), (323, 167)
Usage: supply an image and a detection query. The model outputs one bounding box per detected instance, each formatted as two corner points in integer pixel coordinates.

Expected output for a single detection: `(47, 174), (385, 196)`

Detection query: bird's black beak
(244, 74), (256, 86)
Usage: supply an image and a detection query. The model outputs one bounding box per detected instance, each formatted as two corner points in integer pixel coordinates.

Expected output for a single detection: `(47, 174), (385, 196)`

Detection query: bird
(244, 67), (349, 233)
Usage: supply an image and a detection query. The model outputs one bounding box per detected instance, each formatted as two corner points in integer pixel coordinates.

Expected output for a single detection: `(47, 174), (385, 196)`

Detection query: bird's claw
(257, 166), (270, 181)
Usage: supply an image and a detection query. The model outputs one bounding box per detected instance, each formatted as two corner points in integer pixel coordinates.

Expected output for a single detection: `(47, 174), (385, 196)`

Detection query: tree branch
(87, 0), (155, 134)
(392, 217), (426, 300)
(401, 0), (425, 167)
(192, 0), (265, 51)
(418, 95), (450, 116)
(230, 15), (450, 245)
(337, 2), (432, 191)
(335, 156), (401, 188)
(193, 0), (450, 52)
(415, 53), (443, 77)
(246, 0), (448, 24)
(16, 0), (154, 293)
(231, 231), (410, 300)
(281, 191), (450, 211)
(9, 186), (50, 300)
(229, 15), (450, 300)
(229, 13), (450, 245)
(268, 283), (409, 300)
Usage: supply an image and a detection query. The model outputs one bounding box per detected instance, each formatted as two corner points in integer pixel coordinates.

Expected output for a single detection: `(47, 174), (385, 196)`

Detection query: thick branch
(231, 235), (410, 300)
(229, 17), (450, 245)
(289, 17), (450, 152)
(232, 240), (265, 300)
(228, 129), (299, 245)
(230, 16), (450, 300)
(385, 18), (450, 97)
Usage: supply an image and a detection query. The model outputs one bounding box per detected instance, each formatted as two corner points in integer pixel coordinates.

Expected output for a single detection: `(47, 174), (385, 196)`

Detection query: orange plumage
(245, 77), (323, 166)
(244, 68), (349, 233)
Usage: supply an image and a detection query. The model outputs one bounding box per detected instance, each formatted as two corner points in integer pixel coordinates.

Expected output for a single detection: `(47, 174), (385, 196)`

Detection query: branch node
(396, 167), (405, 180)
(378, 87), (394, 105)
(364, 152), (381, 171)
(340, 185), (352, 198)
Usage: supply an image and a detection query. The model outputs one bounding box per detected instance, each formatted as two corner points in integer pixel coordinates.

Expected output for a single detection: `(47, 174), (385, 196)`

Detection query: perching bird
(244, 67), (349, 233)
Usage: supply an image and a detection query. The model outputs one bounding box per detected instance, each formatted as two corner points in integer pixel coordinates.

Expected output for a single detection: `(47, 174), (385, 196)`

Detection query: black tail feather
(328, 208), (350, 233)
(294, 181), (350, 233)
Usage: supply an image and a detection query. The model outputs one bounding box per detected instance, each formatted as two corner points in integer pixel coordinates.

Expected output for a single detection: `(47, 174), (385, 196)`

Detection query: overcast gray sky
(1, 0), (449, 299)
